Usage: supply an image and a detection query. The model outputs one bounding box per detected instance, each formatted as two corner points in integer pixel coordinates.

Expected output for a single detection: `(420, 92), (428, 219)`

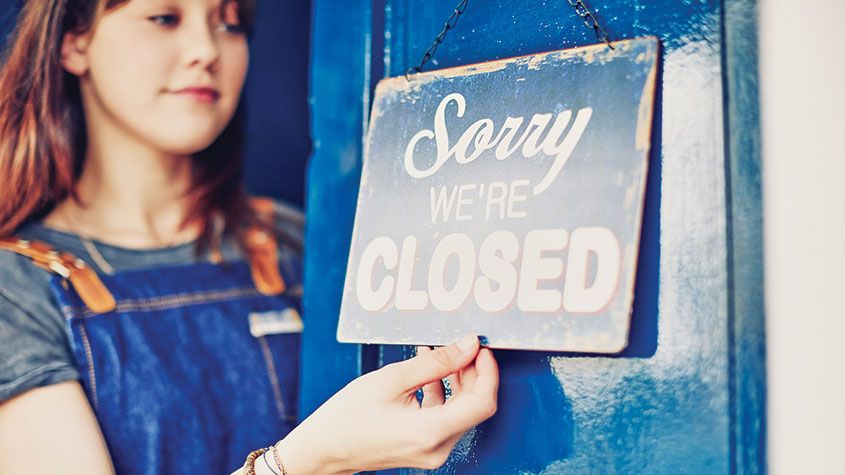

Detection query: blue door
(303, 1), (764, 473)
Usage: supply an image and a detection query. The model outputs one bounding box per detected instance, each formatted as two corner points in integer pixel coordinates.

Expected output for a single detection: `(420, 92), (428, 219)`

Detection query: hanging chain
(565, 0), (614, 49)
(405, 0), (469, 78)
(404, 0), (614, 79)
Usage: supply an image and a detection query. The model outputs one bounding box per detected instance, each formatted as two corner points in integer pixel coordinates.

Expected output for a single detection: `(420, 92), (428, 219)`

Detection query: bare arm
(0, 381), (115, 474)
(262, 336), (499, 474)
(1, 336), (497, 475)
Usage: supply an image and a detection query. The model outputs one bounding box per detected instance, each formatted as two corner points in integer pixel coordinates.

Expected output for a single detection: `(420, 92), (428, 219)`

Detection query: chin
(152, 126), (228, 156)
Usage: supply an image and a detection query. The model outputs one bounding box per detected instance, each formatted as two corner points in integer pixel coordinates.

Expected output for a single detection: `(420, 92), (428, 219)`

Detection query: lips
(171, 86), (220, 103)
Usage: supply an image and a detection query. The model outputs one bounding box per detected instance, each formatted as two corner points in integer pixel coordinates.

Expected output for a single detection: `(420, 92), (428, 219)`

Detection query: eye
(148, 14), (179, 27)
(217, 22), (245, 35)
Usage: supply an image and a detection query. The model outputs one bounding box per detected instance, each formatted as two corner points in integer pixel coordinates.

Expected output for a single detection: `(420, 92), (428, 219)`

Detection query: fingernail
(456, 334), (477, 352)
(478, 335), (490, 347)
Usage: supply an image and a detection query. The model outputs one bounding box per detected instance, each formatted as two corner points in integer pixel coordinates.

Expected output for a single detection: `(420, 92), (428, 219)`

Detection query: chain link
(404, 0), (614, 79)
(565, 0), (614, 49)
(405, 0), (469, 79)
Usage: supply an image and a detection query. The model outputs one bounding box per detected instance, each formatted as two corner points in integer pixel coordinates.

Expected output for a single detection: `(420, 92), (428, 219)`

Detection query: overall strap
(0, 230), (284, 311)
(0, 237), (116, 313)
(0, 197), (287, 312)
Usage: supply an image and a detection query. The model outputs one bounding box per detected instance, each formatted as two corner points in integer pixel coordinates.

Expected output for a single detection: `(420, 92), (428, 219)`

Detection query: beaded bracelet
(243, 446), (273, 475)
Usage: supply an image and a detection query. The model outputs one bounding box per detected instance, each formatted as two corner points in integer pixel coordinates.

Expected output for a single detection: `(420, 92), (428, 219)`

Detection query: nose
(183, 18), (221, 72)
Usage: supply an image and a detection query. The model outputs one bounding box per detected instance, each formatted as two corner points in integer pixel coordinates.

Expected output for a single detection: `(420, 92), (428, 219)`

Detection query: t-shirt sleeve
(0, 280), (79, 403)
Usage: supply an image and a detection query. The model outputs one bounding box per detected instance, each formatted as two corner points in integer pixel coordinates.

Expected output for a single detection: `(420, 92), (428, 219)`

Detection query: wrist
(253, 450), (280, 475)
(275, 429), (351, 475)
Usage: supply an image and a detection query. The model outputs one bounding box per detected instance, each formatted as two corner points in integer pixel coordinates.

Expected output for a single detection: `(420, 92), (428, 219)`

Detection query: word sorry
(355, 227), (621, 314)
(404, 93), (592, 195)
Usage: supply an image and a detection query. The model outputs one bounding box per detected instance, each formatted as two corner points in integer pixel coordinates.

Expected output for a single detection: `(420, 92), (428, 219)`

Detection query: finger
(468, 348), (498, 399)
(425, 349), (499, 435)
(416, 347), (445, 407)
(420, 379), (445, 407)
(417, 346), (461, 400)
(459, 361), (478, 391)
(384, 334), (480, 393)
(451, 347), (483, 400)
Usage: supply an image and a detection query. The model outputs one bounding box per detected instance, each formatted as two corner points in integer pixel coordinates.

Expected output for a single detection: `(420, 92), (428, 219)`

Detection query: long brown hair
(0, 0), (263, 254)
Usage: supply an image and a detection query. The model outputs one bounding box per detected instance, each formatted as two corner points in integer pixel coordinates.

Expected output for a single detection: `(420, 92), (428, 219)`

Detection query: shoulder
(0, 234), (69, 324)
(0, 244), (79, 402)
(0, 244), (55, 312)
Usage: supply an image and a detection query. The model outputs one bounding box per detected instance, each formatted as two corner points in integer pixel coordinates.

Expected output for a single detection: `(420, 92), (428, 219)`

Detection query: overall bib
(1, 217), (303, 475)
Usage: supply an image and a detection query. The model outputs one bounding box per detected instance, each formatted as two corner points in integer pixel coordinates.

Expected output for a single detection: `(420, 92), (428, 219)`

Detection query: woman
(0, 0), (499, 473)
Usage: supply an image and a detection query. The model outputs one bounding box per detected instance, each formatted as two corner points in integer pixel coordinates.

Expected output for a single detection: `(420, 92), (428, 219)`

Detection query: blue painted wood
(300, 0), (371, 416)
(723, 0), (766, 472)
(305, 0), (764, 472)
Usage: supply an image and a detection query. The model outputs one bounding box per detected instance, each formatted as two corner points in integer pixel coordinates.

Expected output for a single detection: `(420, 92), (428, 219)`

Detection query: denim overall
(3, 231), (302, 475)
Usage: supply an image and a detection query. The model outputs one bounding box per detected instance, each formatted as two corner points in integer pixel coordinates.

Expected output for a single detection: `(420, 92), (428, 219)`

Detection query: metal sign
(337, 38), (658, 352)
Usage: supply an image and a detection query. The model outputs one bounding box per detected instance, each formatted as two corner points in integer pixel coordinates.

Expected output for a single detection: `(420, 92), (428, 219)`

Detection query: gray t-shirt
(0, 202), (304, 403)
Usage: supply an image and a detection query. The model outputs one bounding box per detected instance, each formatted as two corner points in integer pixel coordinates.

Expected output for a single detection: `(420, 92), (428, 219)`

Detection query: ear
(60, 31), (91, 76)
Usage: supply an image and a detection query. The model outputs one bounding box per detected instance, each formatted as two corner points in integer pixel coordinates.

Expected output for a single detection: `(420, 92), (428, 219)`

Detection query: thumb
(385, 334), (480, 393)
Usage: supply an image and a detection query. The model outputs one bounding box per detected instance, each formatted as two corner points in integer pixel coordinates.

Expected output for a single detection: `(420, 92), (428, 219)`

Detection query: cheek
(206, 42), (248, 134)
(221, 42), (249, 103)
(87, 29), (175, 110)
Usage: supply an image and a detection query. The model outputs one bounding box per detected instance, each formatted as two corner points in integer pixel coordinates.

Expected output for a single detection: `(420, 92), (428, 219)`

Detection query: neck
(45, 143), (201, 250)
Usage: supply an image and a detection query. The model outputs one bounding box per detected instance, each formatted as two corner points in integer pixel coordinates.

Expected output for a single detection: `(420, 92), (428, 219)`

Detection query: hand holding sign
(275, 335), (498, 473)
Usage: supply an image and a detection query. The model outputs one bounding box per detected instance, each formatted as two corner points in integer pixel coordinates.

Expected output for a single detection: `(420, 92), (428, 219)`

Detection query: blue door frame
(302, 1), (764, 473)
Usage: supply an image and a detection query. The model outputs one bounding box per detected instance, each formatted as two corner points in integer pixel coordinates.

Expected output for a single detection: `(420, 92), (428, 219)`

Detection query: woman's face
(64, 0), (249, 155)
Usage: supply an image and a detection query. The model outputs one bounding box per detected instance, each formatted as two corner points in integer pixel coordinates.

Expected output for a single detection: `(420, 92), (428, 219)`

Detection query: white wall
(759, 0), (845, 473)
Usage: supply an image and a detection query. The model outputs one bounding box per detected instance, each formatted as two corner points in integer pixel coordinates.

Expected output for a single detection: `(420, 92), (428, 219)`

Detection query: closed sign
(338, 38), (658, 352)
